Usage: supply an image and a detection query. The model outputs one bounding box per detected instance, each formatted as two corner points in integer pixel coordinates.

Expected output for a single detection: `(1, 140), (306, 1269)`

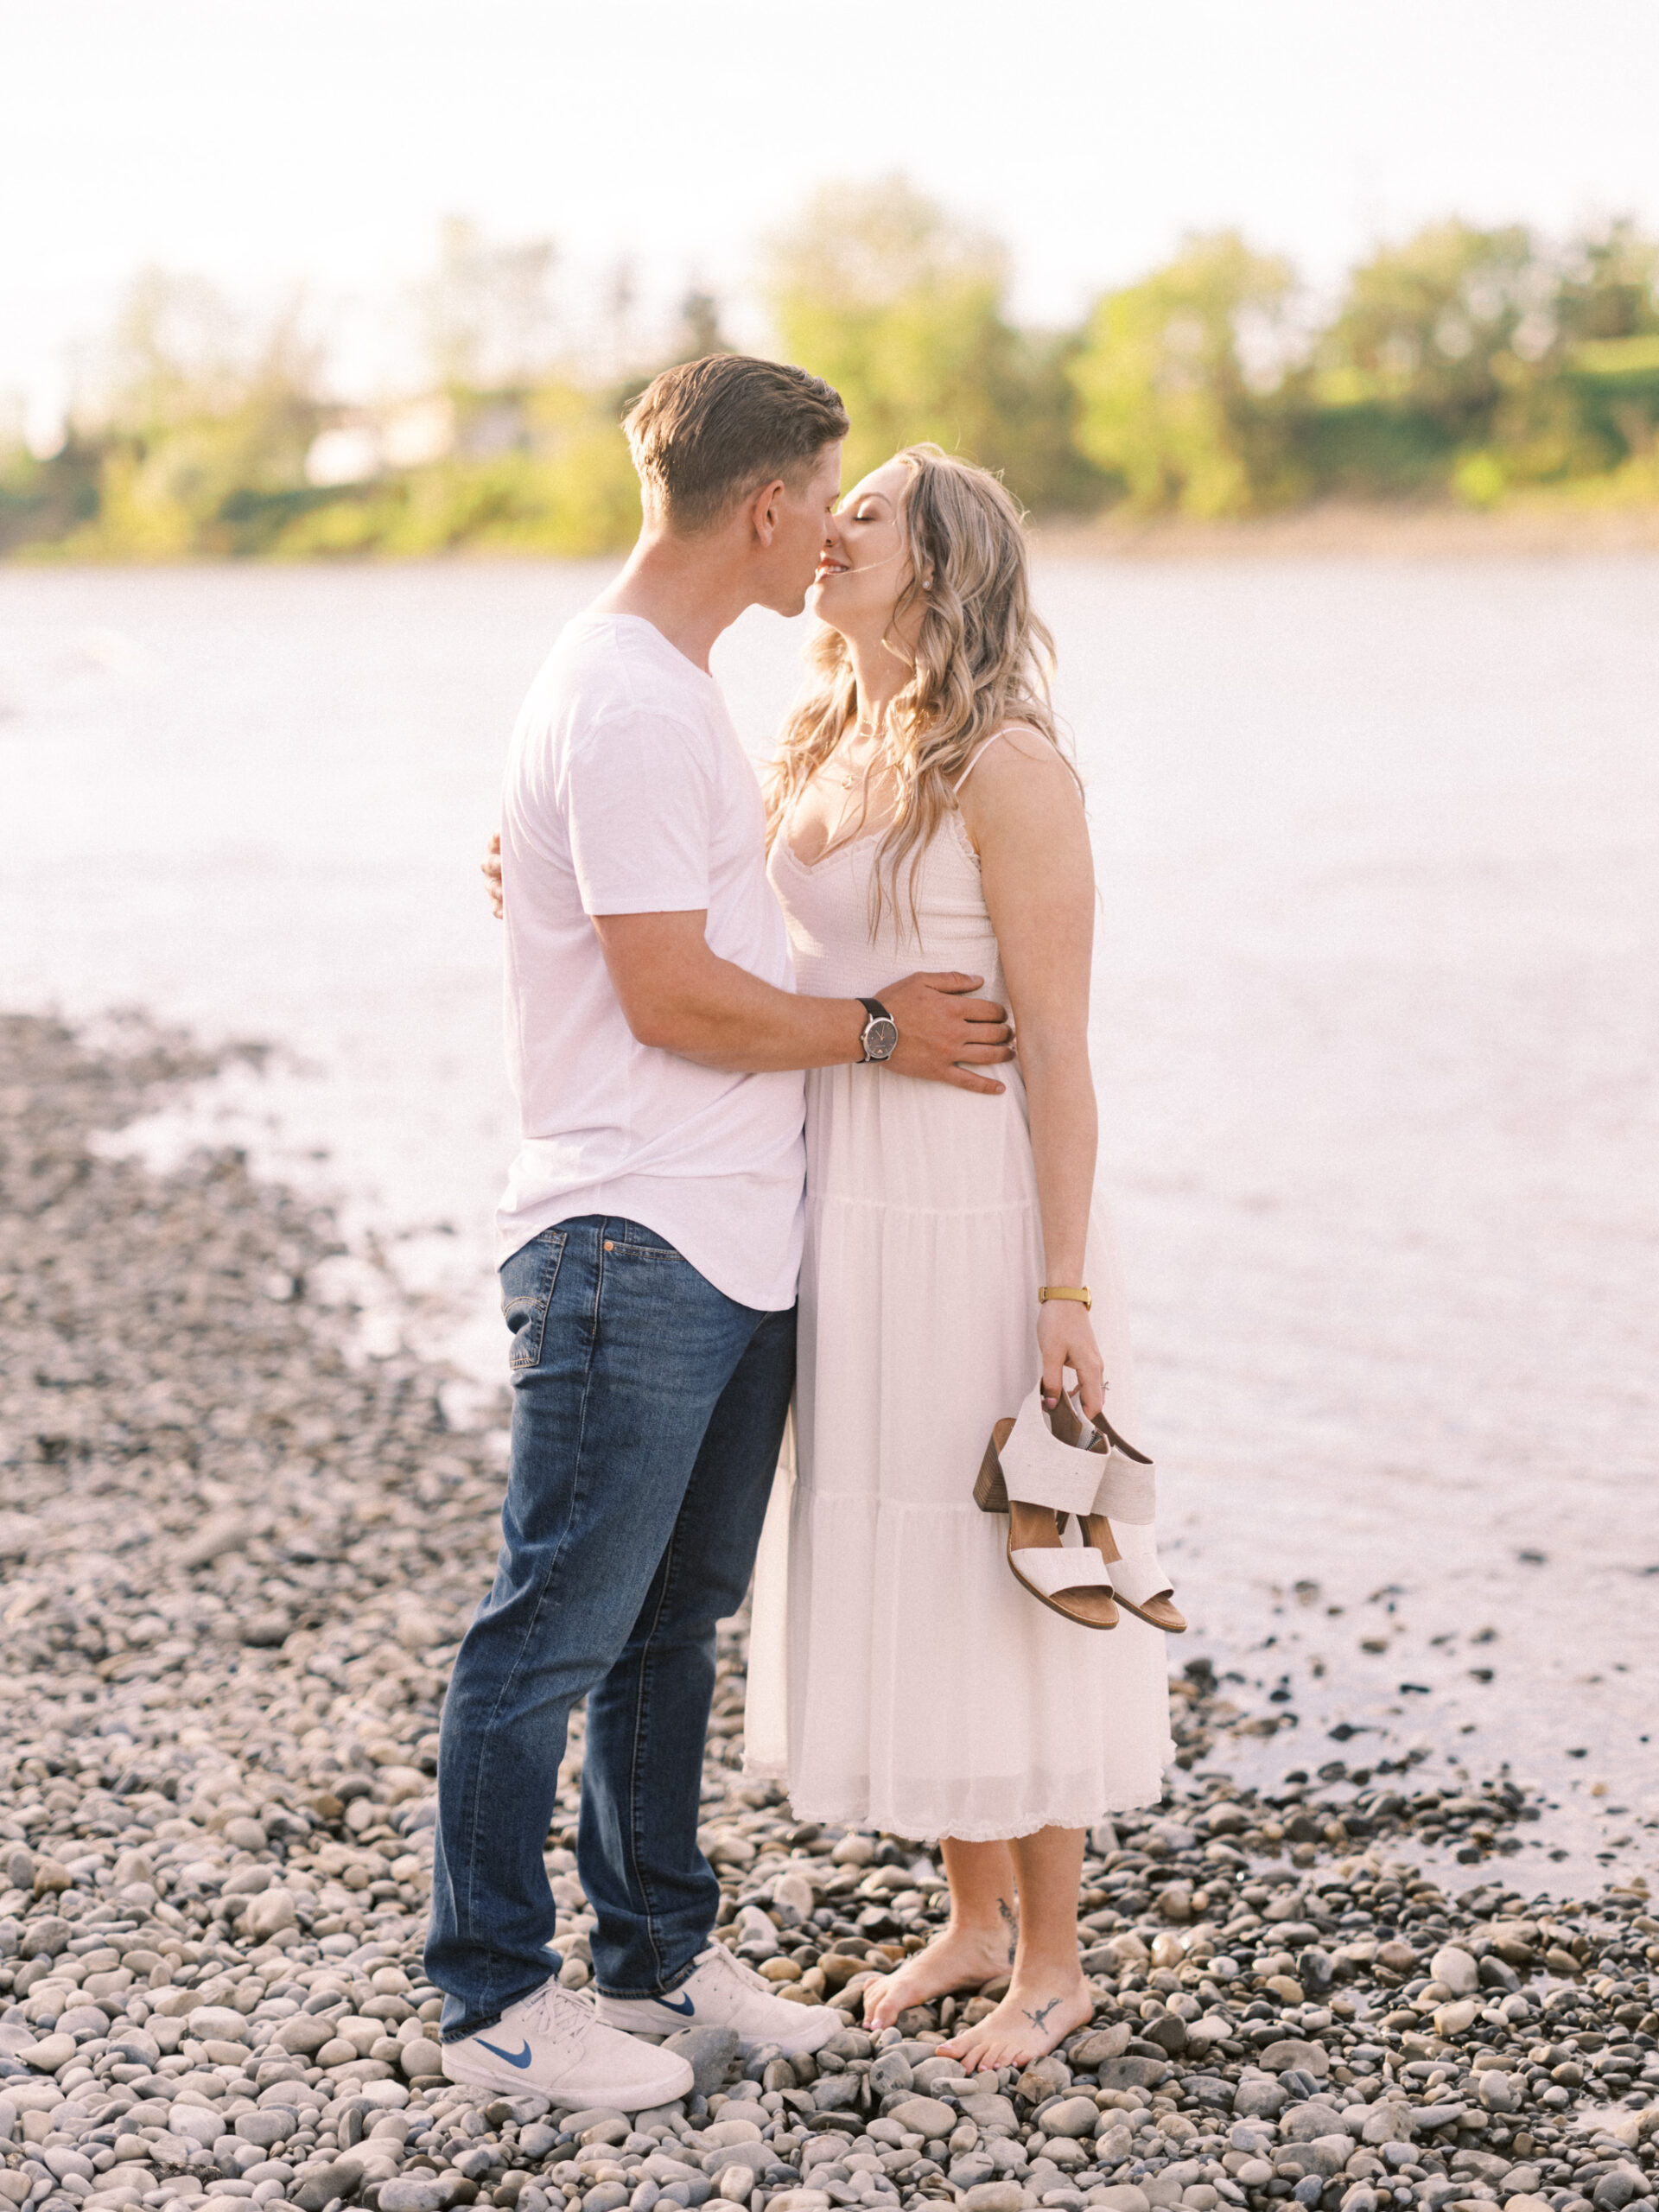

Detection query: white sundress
(744, 742), (1174, 1843)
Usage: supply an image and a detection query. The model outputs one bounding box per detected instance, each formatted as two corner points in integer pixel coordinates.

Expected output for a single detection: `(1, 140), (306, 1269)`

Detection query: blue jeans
(424, 1216), (794, 2037)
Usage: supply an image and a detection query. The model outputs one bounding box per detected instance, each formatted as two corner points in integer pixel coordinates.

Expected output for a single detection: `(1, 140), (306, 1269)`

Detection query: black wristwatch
(857, 997), (898, 1064)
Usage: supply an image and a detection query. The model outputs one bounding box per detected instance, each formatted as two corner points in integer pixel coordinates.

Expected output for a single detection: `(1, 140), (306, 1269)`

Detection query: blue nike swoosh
(655, 1991), (696, 2016)
(476, 2037), (533, 2068)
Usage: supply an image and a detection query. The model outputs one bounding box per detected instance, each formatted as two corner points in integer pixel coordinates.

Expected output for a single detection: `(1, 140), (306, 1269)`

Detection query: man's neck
(592, 528), (752, 674)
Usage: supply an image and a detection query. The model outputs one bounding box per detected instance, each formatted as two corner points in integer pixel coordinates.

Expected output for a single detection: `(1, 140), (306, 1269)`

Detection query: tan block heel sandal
(977, 1386), (1185, 1634)
(975, 1390), (1119, 1630)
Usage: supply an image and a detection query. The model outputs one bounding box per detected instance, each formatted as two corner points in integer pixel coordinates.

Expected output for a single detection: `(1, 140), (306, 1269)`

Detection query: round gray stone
(233, 2111), (292, 2147)
(400, 2037), (444, 2081)
(1360, 2105), (1418, 2146)
(1099, 2056), (1169, 2092)
(1281, 2102), (1347, 2143)
(1259, 2040), (1331, 2079)
(868, 2051), (912, 2097)
(703, 2144), (769, 2180)
(1043, 2097), (1102, 2139)
(292, 2163), (354, 2212)
(558, 2110), (629, 2139)
(1071, 2024), (1132, 2070)
(958, 2186), (1026, 2212)
(379, 2184), (451, 2212)
(1232, 2075), (1288, 2119)
(1429, 1947), (1479, 1998)
(663, 2027), (738, 2099)
(276, 2016), (337, 2057)
(886, 2094), (956, 2139)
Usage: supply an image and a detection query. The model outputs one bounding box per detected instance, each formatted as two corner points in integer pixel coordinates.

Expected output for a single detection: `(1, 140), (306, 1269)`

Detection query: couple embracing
(426, 354), (1183, 2113)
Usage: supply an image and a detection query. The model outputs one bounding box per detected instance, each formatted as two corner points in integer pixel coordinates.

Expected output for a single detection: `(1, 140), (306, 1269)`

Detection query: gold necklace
(830, 720), (878, 791)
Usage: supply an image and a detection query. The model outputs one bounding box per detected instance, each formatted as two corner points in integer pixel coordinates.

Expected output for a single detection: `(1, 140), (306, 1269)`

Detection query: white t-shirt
(496, 613), (805, 1313)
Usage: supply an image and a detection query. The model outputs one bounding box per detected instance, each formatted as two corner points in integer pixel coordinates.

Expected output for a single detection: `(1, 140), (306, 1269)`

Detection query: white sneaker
(442, 1975), (695, 2109)
(595, 1942), (843, 2057)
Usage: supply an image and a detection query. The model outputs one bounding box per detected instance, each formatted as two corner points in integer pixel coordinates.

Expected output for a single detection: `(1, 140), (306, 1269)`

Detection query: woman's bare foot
(861, 1925), (1012, 2031)
(936, 1964), (1094, 2071)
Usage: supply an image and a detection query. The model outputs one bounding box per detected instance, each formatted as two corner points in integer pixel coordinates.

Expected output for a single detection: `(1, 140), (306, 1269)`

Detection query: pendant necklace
(824, 726), (874, 855)
(833, 718), (877, 789)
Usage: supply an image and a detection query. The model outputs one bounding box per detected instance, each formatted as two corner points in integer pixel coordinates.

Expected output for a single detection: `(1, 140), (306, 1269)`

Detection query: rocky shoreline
(2, 1014), (1655, 2212)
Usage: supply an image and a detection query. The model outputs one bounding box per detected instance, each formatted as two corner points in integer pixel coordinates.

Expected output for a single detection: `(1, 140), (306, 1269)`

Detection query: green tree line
(4, 181), (1658, 560)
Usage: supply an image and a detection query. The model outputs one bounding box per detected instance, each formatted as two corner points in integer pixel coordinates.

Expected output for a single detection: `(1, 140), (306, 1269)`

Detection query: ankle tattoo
(998, 1895), (1018, 1963)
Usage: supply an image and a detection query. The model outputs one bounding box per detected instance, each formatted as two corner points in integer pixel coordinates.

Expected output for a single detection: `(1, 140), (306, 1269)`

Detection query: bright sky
(6, 0), (1659, 432)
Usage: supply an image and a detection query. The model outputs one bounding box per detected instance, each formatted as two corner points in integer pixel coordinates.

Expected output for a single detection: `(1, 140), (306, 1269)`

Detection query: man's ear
(746, 477), (788, 548)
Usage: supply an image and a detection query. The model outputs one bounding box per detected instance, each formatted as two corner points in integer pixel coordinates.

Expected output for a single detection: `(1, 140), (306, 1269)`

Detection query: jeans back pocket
(500, 1228), (568, 1371)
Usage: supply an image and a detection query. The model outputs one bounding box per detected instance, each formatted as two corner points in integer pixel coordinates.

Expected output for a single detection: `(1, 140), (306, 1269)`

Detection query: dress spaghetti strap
(953, 723), (1042, 795)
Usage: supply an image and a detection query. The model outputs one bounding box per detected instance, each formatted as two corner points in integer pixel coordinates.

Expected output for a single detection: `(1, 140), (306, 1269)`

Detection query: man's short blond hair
(623, 354), (848, 534)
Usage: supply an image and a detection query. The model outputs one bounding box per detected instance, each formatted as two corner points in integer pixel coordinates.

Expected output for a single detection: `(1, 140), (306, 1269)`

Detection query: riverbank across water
(1034, 499), (1659, 561)
(2, 1016), (1656, 2212)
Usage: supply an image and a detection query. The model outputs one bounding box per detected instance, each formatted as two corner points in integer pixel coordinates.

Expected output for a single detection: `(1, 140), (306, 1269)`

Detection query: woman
(743, 443), (1179, 2072)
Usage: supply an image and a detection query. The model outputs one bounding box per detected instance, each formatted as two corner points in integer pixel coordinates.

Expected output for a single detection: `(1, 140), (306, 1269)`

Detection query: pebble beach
(2, 1015), (1656, 2212)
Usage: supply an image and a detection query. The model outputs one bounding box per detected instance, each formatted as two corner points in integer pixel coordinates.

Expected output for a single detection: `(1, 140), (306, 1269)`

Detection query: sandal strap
(1103, 1520), (1174, 1608)
(1063, 1394), (1158, 1522)
(1090, 1450), (1156, 1522)
(996, 1385), (1103, 1516)
(1011, 1545), (1116, 1599)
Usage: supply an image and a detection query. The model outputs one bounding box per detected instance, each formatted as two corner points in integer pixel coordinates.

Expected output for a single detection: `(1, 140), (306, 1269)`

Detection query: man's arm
(593, 911), (1014, 1094)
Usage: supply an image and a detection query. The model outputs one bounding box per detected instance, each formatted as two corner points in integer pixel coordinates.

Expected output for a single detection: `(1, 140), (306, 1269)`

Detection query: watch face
(864, 1017), (899, 1061)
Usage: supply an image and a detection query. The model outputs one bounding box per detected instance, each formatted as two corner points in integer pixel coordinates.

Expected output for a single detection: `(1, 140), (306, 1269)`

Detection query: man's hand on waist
(874, 971), (1013, 1095)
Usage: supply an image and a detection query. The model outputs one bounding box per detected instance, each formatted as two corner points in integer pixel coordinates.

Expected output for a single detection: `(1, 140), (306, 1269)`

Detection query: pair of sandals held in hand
(976, 1385), (1186, 1633)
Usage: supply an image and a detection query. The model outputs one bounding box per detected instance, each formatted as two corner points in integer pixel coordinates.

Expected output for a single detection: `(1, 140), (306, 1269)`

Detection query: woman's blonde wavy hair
(767, 442), (1076, 938)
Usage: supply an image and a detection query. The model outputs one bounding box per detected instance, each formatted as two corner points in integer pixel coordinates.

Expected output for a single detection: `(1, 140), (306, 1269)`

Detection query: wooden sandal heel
(974, 1420), (1014, 1513)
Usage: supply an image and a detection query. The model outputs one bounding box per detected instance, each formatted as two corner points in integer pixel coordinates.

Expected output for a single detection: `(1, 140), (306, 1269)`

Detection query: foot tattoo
(937, 1976), (1093, 2072)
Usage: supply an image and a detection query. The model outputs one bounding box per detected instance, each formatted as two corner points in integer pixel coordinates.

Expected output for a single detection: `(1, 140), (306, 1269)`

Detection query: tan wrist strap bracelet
(1038, 1285), (1092, 1309)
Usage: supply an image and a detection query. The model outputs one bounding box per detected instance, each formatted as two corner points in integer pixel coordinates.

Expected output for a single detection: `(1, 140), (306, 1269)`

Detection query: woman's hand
(1037, 1297), (1105, 1421)
(482, 830), (504, 919)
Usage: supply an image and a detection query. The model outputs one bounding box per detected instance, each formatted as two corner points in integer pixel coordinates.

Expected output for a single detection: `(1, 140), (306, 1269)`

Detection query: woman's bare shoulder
(958, 725), (1084, 830)
(976, 721), (1063, 767)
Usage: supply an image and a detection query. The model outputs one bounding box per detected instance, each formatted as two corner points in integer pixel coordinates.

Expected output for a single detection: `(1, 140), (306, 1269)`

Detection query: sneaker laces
(522, 1977), (597, 2044)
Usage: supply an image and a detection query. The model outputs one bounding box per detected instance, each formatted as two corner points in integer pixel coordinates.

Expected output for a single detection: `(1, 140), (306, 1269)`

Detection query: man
(429, 354), (1014, 2109)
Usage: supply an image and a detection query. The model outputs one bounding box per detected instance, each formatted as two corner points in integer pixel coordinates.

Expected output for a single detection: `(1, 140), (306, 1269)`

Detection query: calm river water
(3, 555), (1656, 1891)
